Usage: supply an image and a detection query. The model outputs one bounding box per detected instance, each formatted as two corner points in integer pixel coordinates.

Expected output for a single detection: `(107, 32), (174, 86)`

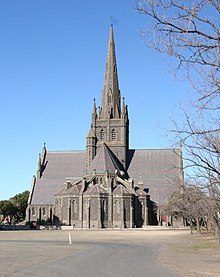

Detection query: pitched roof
(84, 184), (107, 195)
(30, 148), (181, 205)
(31, 178), (67, 205)
(113, 184), (131, 195)
(30, 151), (85, 205)
(87, 128), (96, 138)
(127, 149), (181, 204)
(41, 151), (85, 179)
(87, 143), (124, 175)
(55, 180), (83, 197)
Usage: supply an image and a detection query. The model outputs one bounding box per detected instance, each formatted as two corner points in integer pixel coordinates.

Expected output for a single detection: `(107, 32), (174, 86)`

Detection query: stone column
(145, 200), (149, 226)
(79, 194), (83, 228)
(143, 199), (147, 228)
(134, 196), (137, 228)
(108, 194), (113, 228)
(86, 201), (90, 229)
(98, 197), (101, 229)
(130, 197), (133, 228)
(68, 199), (71, 226)
(38, 207), (41, 226)
(121, 198), (124, 229)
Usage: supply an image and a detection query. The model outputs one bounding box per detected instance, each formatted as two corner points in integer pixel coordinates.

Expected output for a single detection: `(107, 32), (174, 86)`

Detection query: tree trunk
(196, 217), (201, 234)
(190, 218), (193, 235)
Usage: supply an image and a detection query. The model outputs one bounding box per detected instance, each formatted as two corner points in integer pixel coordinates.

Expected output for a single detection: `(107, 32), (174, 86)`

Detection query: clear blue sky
(0, 0), (190, 200)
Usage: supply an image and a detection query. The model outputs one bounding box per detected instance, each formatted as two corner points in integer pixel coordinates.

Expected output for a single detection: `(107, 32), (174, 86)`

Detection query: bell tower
(86, 24), (129, 170)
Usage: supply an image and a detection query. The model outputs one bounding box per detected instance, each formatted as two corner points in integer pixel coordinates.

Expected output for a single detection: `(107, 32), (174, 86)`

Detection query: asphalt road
(12, 240), (181, 277)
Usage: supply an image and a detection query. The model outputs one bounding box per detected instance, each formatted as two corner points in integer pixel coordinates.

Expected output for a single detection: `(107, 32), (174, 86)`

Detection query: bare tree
(165, 179), (220, 235)
(136, 0), (220, 109)
(136, 0), (220, 235)
(170, 110), (220, 235)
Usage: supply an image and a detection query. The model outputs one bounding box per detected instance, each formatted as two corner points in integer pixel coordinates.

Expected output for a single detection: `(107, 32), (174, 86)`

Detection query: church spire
(101, 24), (121, 119)
(86, 24), (129, 170)
(92, 98), (97, 122)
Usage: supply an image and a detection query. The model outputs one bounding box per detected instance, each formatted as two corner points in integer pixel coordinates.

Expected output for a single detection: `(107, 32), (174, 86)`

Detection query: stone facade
(26, 25), (183, 229)
(50, 143), (149, 229)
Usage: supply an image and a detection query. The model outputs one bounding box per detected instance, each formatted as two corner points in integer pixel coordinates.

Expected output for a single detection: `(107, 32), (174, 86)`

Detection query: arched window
(111, 129), (116, 141)
(42, 207), (46, 216)
(100, 129), (105, 140)
(32, 207), (35, 216)
(72, 200), (75, 213)
(115, 200), (120, 214)
(114, 63), (117, 73)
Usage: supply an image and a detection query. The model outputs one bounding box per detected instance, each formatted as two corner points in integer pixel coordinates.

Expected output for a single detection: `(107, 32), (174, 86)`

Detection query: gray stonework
(50, 147), (149, 229)
(86, 25), (129, 170)
(26, 25), (183, 229)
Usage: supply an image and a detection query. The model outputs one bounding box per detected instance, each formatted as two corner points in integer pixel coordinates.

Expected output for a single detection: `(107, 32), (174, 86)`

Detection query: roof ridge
(48, 150), (85, 153)
(129, 148), (179, 151)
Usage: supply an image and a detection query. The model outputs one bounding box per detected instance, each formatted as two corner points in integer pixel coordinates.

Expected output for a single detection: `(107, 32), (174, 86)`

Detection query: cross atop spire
(101, 24), (121, 119)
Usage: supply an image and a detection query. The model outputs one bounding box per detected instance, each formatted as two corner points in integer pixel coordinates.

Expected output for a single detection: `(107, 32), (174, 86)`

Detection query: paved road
(12, 240), (181, 277)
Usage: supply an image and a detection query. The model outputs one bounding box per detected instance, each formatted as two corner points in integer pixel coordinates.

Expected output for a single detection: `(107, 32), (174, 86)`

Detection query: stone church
(26, 25), (183, 229)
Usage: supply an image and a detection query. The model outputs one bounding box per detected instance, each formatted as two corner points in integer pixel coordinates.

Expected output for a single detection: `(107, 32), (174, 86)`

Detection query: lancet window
(111, 129), (116, 141)
(100, 129), (105, 140)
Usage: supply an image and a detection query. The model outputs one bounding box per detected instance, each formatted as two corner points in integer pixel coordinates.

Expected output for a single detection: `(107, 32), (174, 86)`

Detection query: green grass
(192, 243), (213, 250)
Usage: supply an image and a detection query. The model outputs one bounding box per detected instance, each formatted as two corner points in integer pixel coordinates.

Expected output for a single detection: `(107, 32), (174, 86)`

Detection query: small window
(100, 129), (105, 140)
(42, 207), (46, 216)
(32, 207), (35, 216)
(72, 200), (75, 213)
(115, 200), (120, 214)
(111, 129), (116, 141)
(114, 63), (117, 73)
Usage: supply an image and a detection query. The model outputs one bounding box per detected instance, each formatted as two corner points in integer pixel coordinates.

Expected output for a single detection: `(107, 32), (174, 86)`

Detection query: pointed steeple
(41, 142), (47, 166)
(86, 24), (129, 171)
(92, 98), (97, 121)
(122, 97), (125, 114)
(101, 24), (121, 119)
(87, 127), (95, 138)
(37, 153), (41, 178)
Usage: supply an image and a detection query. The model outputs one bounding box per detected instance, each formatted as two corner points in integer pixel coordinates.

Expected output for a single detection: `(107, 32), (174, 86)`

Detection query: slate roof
(41, 151), (85, 179)
(30, 148), (181, 205)
(87, 143), (124, 175)
(84, 184), (107, 195)
(30, 151), (85, 205)
(55, 180), (83, 197)
(113, 184), (131, 195)
(127, 149), (181, 204)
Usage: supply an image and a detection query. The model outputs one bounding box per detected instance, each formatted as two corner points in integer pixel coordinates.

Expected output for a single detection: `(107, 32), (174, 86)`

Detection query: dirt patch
(158, 232), (220, 277)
